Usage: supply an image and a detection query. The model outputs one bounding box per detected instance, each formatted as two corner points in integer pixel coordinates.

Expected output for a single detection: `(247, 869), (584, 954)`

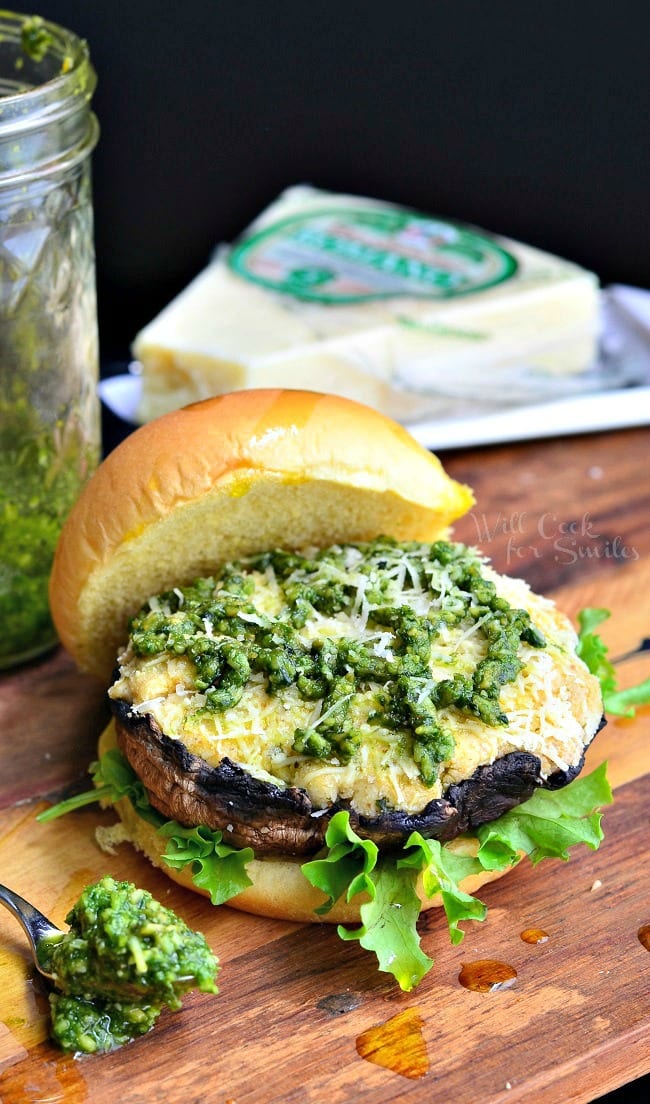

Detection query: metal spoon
(0, 883), (63, 979)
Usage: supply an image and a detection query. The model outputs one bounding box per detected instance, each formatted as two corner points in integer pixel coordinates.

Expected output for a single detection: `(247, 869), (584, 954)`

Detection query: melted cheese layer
(110, 559), (600, 818)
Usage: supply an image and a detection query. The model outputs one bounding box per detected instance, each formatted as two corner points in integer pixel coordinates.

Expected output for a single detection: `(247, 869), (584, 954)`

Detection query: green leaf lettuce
(159, 822), (254, 905)
(577, 607), (650, 717)
(301, 764), (611, 991)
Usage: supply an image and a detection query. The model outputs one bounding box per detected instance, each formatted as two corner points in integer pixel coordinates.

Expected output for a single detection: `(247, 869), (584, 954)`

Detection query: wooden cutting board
(1, 558), (649, 1104)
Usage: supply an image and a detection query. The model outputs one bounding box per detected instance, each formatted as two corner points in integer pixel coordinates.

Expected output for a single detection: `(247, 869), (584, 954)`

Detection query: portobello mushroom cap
(111, 698), (600, 857)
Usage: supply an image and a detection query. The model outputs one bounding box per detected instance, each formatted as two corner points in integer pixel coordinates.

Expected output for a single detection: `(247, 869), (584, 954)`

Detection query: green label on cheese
(228, 205), (518, 303)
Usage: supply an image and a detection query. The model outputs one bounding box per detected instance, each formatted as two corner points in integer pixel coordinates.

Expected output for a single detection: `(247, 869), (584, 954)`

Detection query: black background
(19, 5), (650, 1099)
(28, 0), (650, 364)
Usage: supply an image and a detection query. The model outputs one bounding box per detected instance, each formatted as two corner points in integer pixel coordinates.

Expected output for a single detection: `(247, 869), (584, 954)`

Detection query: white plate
(99, 285), (650, 451)
(98, 372), (143, 423)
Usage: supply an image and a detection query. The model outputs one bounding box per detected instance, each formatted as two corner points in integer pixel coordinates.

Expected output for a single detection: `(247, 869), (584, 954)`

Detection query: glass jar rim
(0, 10), (96, 125)
(0, 10), (97, 183)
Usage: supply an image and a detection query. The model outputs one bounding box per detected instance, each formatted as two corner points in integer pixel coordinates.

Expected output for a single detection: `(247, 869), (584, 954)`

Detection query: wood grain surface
(0, 425), (649, 1104)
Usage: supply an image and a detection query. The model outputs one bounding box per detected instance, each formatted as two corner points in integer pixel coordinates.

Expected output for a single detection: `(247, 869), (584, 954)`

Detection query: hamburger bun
(50, 389), (473, 680)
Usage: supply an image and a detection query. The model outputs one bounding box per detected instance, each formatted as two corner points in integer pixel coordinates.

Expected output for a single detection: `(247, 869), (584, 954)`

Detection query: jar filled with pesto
(0, 12), (100, 668)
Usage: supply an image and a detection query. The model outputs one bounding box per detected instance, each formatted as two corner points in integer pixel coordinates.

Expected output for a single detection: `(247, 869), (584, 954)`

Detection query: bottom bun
(98, 721), (512, 924)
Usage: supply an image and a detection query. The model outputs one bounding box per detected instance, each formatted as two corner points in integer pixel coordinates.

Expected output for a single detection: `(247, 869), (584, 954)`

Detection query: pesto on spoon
(0, 876), (219, 1054)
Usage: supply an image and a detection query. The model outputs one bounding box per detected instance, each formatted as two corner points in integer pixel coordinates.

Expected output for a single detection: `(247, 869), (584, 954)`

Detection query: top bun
(50, 389), (473, 678)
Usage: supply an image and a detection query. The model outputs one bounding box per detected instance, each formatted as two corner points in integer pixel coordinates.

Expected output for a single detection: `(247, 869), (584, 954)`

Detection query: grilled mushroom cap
(112, 699), (598, 857)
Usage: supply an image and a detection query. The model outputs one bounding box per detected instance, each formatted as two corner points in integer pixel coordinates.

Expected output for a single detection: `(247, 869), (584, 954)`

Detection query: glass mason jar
(0, 11), (100, 669)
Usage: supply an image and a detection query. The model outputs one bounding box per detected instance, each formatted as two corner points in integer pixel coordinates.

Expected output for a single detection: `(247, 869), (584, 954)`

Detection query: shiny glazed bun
(50, 389), (473, 678)
(97, 722), (510, 924)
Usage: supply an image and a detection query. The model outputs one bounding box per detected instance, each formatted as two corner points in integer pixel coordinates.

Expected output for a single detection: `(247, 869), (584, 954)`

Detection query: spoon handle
(0, 883), (62, 964)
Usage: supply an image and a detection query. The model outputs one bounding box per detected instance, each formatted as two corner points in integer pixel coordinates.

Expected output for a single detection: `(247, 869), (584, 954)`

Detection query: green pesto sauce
(20, 16), (54, 62)
(127, 538), (545, 787)
(0, 399), (94, 666)
(37, 876), (219, 1055)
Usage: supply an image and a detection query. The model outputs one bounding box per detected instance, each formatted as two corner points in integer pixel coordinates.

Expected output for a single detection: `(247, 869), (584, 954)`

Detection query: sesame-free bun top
(50, 389), (474, 679)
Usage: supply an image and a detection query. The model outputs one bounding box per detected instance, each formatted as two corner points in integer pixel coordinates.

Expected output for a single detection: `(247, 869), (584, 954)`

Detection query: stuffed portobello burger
(44, 389), (608, 990)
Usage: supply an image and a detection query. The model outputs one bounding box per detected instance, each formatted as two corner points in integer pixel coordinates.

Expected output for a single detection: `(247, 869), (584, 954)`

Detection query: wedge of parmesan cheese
(133, 186), (599, 423)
